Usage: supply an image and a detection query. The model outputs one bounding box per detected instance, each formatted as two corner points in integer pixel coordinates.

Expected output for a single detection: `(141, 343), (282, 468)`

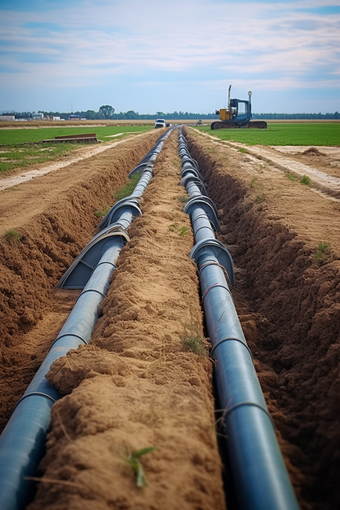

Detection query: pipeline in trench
(178, 129), (299, 510)
(1, 124), (334, 510)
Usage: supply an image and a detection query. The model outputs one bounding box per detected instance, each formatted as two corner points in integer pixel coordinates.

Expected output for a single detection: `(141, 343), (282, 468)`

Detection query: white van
(155, 119), (166, 129)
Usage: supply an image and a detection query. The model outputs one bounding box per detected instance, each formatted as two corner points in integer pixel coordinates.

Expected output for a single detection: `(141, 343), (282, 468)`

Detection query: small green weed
(255, 193), (266, 203)
(114, 173), (140, 199)
(168, 223), (178, 232)
(94, 203), (111, 218)
(178, 196), (189, 204)
(126, 447), (157, 488)
(172, 158), (181, 168)
(179, 226), (189, 236)
(168, 222), (190, 236)
(286, 172), (298, 181)
(250, 177), (257, 188)
(315, 242), (331, 265)
(300, 175), (311, 185)
(181, 322), (207, 355)
(4, 229), (22, 243)
(238, 147), (249, 154)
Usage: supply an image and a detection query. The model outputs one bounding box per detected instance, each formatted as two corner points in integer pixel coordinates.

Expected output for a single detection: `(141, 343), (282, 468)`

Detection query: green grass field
(0, 125), (153, 174)
(0, 125), (153, 145)
(198, 122), (340, 146)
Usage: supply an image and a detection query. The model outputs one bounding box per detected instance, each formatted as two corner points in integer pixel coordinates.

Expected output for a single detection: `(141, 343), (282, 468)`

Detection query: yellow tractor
(211, 85), (267, 129)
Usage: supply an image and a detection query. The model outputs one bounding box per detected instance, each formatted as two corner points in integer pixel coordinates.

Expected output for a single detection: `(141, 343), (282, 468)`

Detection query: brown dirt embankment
(185, 128), (340, 510)
(0, 130), (162, 430)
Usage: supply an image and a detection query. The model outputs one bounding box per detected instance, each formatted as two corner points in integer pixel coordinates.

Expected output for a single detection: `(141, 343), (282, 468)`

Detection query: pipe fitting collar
(190, 238), (235, 286)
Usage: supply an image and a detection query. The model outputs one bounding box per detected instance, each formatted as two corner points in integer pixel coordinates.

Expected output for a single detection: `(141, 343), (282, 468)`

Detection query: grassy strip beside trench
(197, 122), (340, 146)
(0, 125), (154, 174)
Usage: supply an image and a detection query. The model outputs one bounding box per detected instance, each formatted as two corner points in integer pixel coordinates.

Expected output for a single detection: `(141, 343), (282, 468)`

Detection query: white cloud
(0, 0), (339, 111)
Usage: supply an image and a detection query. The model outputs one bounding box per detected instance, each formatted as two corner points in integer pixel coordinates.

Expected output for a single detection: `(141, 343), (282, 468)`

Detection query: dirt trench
(0, 127), (339, 510)
(1, 130), (226, 510)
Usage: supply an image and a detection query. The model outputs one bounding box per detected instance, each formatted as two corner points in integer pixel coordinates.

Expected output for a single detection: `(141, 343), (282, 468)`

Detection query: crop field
(0, 125), (154, 174)
(198, 122), (340, 146)
(0, 124), (153, 145)
(0, 124), (340, 509)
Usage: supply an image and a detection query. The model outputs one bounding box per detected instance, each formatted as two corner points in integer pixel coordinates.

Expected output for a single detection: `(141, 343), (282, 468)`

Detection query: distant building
(0, 115), (15, 121)
(68, 114), (81, 120)
(32, 112), (44, 119)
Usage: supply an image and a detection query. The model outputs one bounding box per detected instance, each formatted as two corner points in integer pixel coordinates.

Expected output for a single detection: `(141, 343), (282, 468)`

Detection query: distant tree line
(253, 112), (339, 120)
(2, 106), (339, 121)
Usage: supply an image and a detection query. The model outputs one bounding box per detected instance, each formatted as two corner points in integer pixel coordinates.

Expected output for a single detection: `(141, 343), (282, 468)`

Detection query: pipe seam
(201, 282), (232, 304)
(14, 392), (56, 411)
(211, 337), (253, 360)
(222, 401), (275, 429)
(199, 261), (233, 288)
(77, 287), (106, 300)
(50, 333), (88, 351)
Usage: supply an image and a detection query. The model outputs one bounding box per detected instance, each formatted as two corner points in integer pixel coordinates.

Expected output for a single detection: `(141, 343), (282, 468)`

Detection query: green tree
(99, 105), (115, 119)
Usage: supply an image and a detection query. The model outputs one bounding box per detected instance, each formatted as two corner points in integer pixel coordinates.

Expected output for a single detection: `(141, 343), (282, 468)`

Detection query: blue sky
(0, 0), (339, 114)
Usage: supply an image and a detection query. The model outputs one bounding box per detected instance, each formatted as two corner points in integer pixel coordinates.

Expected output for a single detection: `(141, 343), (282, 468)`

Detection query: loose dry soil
(0, 126), (340, 510)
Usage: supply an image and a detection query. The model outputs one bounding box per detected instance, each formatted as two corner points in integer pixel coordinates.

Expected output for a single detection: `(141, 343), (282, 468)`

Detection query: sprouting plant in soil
(126, 447), (157, 488)
(4, 229), (22, 243)
(114, 173), (140, 199)
(168, 223), (190, 236)
(94, 203), (110, 218)
(178, 196), (189, 204)
(315, 241), (331, 265)
(181, 322), (207, 355)
(255, 193), (266, 203)
(300, 175), (311, 185)
(286, 172), (298, 181)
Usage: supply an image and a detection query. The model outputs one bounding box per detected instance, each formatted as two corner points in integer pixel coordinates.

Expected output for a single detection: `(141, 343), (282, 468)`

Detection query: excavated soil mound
(301, 147), (327, 157)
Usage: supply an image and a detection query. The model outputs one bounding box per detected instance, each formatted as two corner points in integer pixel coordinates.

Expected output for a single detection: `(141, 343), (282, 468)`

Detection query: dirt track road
(0, 127), (339, 510)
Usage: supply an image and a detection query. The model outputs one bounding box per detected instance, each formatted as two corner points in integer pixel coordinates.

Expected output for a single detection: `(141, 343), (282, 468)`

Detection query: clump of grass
(315, 241), (331, 265)
(168, 223), (178, 232)
(178, 196), (189, 204)
(179, 226), (189, 236)
(300, 175), (311, 185)
(172, 158), (181, 167)
(168, 223), (190, 236)
(114, 173), (140, 200)
(250, 177), (257, 188)
(181, 322), (207, 355)
(126, 447), (156, 488)
(4, 229), (22, 243)
(286, 172), (298, 181)
(238, 147), (249, 154)
(94, 203), (111, 218)
(255, 193), (266, 203)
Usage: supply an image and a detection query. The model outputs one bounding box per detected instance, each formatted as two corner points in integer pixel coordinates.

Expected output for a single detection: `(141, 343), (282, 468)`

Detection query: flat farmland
(0, 123), (339, 510)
